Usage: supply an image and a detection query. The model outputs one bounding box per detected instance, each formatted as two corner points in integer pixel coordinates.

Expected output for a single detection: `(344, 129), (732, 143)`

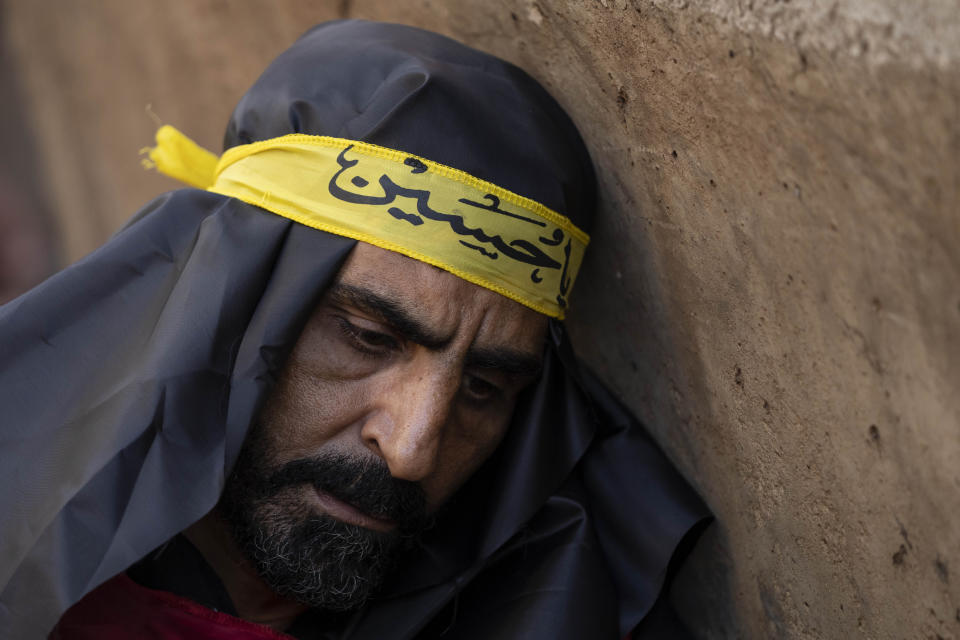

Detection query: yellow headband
(143, 126), (589, 318)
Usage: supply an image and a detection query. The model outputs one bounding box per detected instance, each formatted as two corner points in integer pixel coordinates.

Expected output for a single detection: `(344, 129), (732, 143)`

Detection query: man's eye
(335, 317), (398, 355)
(462, 373), (502, 402)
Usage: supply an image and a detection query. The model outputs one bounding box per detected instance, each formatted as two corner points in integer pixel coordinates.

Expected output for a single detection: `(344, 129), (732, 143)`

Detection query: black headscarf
(0, 20), (707, 639)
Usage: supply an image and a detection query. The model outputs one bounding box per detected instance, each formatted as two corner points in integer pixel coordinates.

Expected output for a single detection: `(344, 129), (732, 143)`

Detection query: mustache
(261, 453), (431, 534)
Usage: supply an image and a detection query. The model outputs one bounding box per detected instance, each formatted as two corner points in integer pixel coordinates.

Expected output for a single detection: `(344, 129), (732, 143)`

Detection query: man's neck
(184, 511), (309, 632)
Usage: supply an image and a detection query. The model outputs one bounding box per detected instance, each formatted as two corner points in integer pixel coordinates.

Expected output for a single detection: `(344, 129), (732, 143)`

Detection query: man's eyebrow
(327, 283), (543, 374)
(465, 346), (543, 378)
(327, 283), (451, 350)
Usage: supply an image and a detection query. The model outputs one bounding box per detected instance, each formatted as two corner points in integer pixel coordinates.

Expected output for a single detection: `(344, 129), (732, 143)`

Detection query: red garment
(50, 573), (294, 639)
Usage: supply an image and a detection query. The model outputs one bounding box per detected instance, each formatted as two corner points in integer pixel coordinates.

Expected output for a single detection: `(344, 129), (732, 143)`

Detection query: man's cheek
(448, 403), (515, 455)
(425, 426), (509, 509)
(289, 337), (383, 381)
(258, 374), (365, 459)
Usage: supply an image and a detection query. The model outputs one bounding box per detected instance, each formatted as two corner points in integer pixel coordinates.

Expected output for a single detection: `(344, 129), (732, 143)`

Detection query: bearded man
(0, 20), (708, 640)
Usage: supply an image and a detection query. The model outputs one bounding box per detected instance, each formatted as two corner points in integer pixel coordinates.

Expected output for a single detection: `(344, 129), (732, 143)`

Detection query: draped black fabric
(0, 20), (708, 639)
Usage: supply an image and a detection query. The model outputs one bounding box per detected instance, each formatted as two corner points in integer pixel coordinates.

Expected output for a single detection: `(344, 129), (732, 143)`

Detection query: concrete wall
(2, 1), (957, 637)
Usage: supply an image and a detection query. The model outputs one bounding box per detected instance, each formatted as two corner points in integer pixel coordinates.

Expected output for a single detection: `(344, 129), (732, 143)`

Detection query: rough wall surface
(1, 1), (957, 638)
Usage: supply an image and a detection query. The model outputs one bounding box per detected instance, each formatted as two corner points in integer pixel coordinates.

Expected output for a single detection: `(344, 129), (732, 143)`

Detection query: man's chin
(217, 444), (429, 611)
(235, 508), (408, 612)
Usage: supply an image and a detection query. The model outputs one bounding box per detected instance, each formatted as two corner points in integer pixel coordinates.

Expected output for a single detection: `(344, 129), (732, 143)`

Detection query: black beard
(218, 430), (430, 612)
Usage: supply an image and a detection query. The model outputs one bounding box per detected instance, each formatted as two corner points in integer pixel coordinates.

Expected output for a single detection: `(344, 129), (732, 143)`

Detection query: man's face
(219, 242), (548, 611)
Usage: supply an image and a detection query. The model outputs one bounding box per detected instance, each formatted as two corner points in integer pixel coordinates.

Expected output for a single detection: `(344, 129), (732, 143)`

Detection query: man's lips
(312, 488), (397, 532)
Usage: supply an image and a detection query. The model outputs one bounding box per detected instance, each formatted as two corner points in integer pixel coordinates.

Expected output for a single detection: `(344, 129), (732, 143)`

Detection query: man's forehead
(331, 243), (549, 352)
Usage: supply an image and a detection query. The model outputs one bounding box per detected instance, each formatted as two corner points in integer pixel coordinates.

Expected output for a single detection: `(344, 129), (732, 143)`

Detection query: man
(0, 21), (707, 639)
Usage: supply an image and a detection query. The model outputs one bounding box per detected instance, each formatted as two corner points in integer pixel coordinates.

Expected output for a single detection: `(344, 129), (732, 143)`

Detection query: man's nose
(360, 365), (457, 482)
